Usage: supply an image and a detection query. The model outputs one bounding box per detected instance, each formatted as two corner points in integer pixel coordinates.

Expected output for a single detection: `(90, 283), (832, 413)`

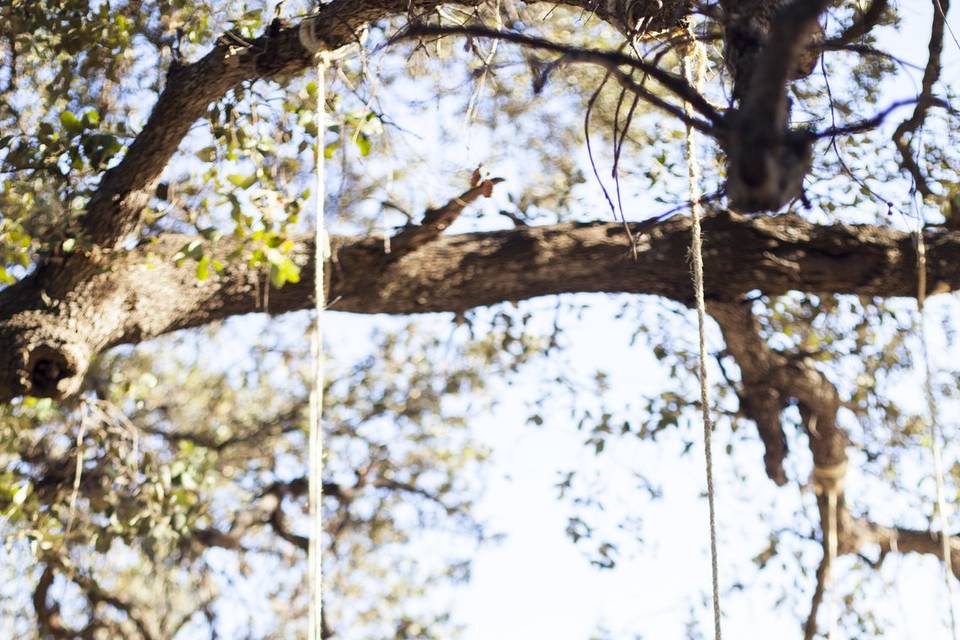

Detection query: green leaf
(59, 111), (83, 137)
(227, 173), (257, 189)
(196, 146), (217, 162)
(173, 239), (204, 264)
(196, 255), (211, 281)
(82, 110), (100, 127)
(355, 132), (372, 157)
(268, 257), (301, 288)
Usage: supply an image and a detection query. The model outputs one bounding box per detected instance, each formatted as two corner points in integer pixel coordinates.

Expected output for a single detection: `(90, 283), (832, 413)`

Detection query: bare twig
(398, 24), (721, 130)
(390, 177), (505, 255)
(815, 97), (945, 139)
(892, 0), (950, 197)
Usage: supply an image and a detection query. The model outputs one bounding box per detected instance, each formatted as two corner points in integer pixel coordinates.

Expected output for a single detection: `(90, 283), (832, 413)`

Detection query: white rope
(812, 459), (846, 640)
(308, 58), (328, 640)
(826, 489), (838, 640)
(916, 222), (959, 640)
(681, 31), (722, 640)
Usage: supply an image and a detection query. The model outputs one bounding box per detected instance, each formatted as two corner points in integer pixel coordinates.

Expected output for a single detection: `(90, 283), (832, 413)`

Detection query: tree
(1, 0), (959, 637)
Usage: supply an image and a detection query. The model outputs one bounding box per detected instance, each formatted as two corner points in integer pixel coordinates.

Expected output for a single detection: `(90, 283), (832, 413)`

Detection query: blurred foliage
(1, 313), (552, 637)
(1, 0), (960, 638)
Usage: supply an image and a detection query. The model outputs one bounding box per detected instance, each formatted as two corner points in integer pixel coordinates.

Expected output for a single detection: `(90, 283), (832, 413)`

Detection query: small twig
(584, 72), (620, 221)
(803, 538), (832, 640)
(390, 177), (505, 255)
(818, 51), (900, 216)
(821, 42), (925, 71)
(816, 97), (945, 139)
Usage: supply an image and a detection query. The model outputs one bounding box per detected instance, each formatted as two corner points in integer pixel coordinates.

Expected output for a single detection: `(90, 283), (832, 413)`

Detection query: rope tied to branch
(680, 25), (722, 640)
(812, 461), (848, 497)
(307, 55), (330, 640)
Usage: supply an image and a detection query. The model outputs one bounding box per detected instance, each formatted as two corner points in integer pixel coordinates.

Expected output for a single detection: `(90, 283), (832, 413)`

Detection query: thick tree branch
(739, 0), (831, 123)
(709, 298), (960, 634)
(76, 0), (501, 251)
(709, 301), (847, 483)
(852, 518), (960, 581)
(710, 300), (849, 471)
(79, 21), (314, 250)
(720, 0), (830, 213)
(708, 302), (789, 484)
(4, 212), (960, 402)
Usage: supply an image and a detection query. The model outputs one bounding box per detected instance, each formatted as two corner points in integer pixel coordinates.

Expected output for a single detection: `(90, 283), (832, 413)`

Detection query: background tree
(1, 0), (960, 638)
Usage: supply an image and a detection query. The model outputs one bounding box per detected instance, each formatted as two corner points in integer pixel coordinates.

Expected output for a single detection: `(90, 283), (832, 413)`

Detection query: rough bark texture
(719, 0), (828, 213)
(711, 299), (848, 479)
(3, 211), (957, 403)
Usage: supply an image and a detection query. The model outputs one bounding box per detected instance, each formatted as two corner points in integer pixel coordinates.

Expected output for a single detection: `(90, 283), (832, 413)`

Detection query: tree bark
(719, 0), (828, 212)
(0, 210), (955, 402)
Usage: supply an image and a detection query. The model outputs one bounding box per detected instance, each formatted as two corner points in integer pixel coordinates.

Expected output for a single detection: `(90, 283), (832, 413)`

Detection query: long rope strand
(681, 33), (722, 640)
(308, 59), (328, 640)
(916, 222), (959, 640)
(826, 489), (839, 640)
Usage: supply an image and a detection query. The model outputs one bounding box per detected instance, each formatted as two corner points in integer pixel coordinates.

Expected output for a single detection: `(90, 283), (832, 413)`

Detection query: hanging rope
(915, 220), (959, 640)
(308, 56), (329, 640)
(680, 28), (722, 640)
(812, 459), (846, 640)
(297, 16), (362, 637)
(826, 489), (838, 640)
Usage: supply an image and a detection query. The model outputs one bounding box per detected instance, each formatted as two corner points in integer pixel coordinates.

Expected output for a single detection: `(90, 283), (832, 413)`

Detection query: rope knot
(812, 461), (847, 496)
